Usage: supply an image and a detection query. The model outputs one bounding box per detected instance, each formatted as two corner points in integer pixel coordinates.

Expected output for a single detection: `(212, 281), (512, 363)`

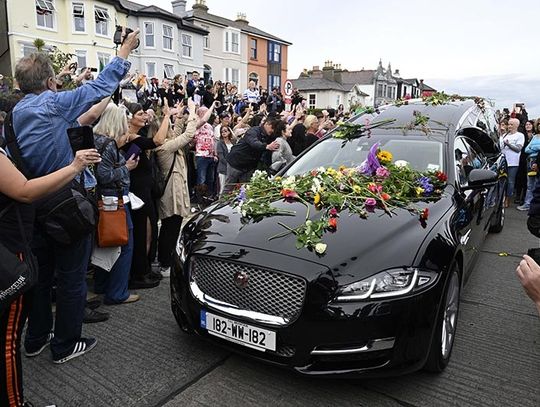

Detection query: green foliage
(33, 38), (46, 51)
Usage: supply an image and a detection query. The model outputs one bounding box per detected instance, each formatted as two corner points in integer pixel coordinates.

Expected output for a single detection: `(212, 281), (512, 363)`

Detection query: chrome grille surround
(190, 256), (307, 326)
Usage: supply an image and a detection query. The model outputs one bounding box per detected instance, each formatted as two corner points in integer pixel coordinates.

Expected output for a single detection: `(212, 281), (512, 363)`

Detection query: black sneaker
(25, 332), (54, 357)
(83, 308), (109, 323)
(52, 337), (97, 364)
(129, 276), (160, 289)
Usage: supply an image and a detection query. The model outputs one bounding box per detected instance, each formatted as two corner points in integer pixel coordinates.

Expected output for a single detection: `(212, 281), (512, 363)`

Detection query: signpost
(284, 80), (293, 111)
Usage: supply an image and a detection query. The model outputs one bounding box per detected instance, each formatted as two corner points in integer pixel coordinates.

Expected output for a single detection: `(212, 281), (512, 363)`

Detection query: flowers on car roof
(230, 144), (447, 255)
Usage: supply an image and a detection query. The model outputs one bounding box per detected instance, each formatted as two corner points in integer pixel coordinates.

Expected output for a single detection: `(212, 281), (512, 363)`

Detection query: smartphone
(69, 62), (78, 72)
(90, 67), (98, 72)
(123, 143), (141, 160)
(67, 126), (95, 153)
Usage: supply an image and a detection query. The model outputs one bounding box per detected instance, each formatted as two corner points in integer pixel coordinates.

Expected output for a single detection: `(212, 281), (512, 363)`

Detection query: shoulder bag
(150, 150), (177, 200)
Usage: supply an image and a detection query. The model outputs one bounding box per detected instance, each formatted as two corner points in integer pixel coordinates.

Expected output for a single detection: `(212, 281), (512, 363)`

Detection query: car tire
(424, 266), (461, 373)
(489, 197), (505, 233)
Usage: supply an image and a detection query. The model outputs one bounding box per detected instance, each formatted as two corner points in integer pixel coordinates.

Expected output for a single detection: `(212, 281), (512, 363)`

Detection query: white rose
(314, 242), (327, 254)
(394, 160), (409, 168)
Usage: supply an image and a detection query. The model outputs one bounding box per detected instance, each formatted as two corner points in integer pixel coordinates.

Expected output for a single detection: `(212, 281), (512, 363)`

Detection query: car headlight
(335, 268), (437, 301)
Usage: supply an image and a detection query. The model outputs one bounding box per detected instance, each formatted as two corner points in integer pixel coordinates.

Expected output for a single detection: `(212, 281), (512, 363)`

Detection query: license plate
(200, 310), (276, 352)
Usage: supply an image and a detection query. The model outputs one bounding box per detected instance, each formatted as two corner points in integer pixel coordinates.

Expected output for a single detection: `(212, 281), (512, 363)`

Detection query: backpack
(4, 112), (98, 246)
(149, 150), (176, 200)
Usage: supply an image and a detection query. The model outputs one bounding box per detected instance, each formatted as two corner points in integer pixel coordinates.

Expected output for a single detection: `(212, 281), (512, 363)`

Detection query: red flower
(328, 218), (338, 230)
(310, 170), (318, 177)
(381, 193), (391, 201)
(420, 208), (429, 220)
(329, 208), (339, 217)
(281, 189), (298, 199)
(368, 183), (380, 193)
(435, 171), (448, 182)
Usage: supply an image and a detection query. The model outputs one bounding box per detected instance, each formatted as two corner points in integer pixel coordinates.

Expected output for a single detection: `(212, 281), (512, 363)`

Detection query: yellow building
(0, 0), (128, 75)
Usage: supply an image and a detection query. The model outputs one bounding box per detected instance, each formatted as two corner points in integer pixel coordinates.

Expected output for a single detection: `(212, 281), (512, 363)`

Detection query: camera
(114, 25), (139, 49)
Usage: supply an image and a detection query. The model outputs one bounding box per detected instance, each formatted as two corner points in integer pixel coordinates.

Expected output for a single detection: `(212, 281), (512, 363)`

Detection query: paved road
(24, 208), (540, 407)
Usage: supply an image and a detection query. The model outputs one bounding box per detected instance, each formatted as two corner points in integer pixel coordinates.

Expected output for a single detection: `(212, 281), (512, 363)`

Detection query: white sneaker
(159, 267), (171, 278)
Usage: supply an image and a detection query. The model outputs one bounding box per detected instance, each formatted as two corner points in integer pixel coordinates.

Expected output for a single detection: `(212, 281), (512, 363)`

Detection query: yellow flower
(377, 150), (393, 163)
(352, 185), (362, 194)
(314, 193), (321, 204)
(326, 168), (337, 177)
(275, 176), (282, 182)
(338, 165), (346, 172)
(416, 187), (425, 196)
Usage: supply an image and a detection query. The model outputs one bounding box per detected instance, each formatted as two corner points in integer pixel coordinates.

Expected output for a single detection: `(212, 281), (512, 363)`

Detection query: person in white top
(500, 118), (525, 207)
(242, 80), (260, 106)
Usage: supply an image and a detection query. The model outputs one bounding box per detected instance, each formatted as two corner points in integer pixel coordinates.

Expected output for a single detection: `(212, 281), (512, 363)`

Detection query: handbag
(96, 197), (128, 247)
(95, 138), (128, 248)
(0, 203), (39, 310)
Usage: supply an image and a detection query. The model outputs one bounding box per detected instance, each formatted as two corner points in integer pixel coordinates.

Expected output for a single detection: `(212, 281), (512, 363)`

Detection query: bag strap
(163, 151), (177, 189)
(3, 111), (33, 179)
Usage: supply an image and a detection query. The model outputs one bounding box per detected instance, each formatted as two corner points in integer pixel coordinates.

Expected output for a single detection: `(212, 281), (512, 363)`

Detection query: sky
(138, 0), (540, 117)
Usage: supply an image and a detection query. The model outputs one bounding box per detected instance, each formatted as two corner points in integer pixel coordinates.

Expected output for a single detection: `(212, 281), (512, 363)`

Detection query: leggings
(0, 294), (29, 407)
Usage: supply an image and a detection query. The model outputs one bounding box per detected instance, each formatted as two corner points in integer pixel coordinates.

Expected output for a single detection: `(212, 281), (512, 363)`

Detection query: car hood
(185, 195), (453, 284)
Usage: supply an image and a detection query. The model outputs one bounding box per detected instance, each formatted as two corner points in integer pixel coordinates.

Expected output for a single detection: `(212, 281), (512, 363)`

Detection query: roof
(291, 78), (369, 96)
(403, 78), (420, 86)
(119, 0), (208, 35)
(340, 70), (376, 86)
(421, 83), (437, 92)
(184, 9), (291, 45)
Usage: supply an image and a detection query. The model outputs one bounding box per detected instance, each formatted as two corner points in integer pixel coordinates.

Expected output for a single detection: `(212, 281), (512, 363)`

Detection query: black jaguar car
(170, 98), (506, 377)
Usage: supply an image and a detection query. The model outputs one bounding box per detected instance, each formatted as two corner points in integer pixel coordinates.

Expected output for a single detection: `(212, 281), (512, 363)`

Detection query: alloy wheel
(441, 271), (460, 359)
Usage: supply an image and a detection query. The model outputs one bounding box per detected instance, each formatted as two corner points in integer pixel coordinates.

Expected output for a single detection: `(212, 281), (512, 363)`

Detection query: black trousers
(0, 294), (29, 407)
(130, 205), (151, 280)
(158, 215), (183, 268)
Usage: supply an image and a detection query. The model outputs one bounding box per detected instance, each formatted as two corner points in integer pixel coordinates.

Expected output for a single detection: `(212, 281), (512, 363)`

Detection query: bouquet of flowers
(231, 143), (447, 255)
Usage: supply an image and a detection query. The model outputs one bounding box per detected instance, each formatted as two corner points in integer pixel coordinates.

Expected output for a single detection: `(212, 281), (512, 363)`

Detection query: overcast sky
(139, 0), (540, 117)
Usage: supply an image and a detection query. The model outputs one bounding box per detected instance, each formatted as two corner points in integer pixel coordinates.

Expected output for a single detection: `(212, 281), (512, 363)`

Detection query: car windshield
(284, 135), (444, 176)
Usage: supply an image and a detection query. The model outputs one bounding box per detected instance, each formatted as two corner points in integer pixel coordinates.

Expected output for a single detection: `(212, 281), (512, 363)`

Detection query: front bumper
(170, 251), (444, 378)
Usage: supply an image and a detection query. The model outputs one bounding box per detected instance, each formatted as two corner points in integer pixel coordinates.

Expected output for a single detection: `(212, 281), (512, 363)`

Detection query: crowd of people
(1, 29), (540, 405)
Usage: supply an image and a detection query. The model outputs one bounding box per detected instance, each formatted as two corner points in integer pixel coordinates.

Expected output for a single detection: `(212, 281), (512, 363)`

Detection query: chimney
(322, 60), (335, 81)
(311, 65), (323, 79)
(171, 0), (187, 17)
(394, 69), (400, 77)
(192, 0), (208, 12)
(235, 12), (249, 24)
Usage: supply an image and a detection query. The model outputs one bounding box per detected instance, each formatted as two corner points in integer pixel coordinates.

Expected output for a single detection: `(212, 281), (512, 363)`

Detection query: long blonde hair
(93, 103), (128, 144)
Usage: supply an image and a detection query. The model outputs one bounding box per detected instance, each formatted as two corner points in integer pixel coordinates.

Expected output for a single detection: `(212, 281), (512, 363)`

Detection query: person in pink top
(194, 101), (218, 203)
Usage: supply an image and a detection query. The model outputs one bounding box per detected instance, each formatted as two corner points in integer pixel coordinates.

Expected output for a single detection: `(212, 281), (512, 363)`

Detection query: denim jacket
(12, 57), (131, 187)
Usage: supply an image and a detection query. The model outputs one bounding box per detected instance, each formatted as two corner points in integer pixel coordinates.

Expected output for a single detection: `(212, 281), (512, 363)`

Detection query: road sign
(284, 80), (293, 96)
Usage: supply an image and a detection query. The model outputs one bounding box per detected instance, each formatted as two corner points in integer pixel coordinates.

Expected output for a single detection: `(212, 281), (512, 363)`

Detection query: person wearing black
(121, 103), (168, 288)
(224, 117), (280, 194)
(158, 79), (175, 108)
(201, 84), (215, 109)
(172, 74), (185, 105)
(288, 117), (307, 156)
(0, 146), (100, 407)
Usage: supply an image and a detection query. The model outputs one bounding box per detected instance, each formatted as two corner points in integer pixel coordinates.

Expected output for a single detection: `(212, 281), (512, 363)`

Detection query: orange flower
(328, 217), (338, 230)
(281, 189), (298, 199)
(381, 193), (391, 201)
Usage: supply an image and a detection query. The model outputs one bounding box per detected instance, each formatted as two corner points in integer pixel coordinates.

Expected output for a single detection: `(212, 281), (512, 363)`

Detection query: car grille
(190, 256), (306, 323)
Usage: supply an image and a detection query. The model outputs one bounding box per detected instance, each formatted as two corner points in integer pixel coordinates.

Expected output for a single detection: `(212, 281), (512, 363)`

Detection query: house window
(94, 6), (109, 36)
(72, 2), (85, 32)
(146, 62), (156, 78)
(377, 83), (383, 97)
(163, 25), (173, 51)
(201, 24), (210, 49)
(144, 22), (154, 48)
(268, 75), (280, 90)
(22, 43), (38, 57)
(268, 42), (281, 63)
(164, 64), (175, 79)
(97, 52), (110, 71)
(336, 94), (341, 107)
(308, 94), (316, 109)
(250, 39), (257, 60)
(36, 0), (55, 29)
(181, 34), (192, 58)
(75, 50), (87, 71)
(224, 30), (240, 53)
(225, 68), (240, 87)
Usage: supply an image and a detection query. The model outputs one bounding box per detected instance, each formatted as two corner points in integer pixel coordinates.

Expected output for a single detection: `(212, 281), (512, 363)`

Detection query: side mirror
(463, 169), (498, 190)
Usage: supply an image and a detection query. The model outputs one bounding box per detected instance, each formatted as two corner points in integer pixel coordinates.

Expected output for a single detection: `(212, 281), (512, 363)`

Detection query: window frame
(146, 62), (156, 78)
(201, 24), (210, 49)
(308, 93), (317, 109)
(164, 64), (175, 79)
(143, 21), (155, 49)
(250, 38), (257, 60)
(72, 2), (85, 33)
(162, 24), (174, 52)
(35, 0), (56, 30)
(75, 49), (87, 71)
(224, 29), (241, 54)
(94, 6), (110, 37)
(181, 33), (193, 58)
(97, 52), (111, 72)
(268, 42), (281, 63)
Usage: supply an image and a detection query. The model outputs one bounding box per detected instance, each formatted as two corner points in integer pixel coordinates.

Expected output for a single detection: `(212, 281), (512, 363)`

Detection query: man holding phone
(12, 28), (140, 364)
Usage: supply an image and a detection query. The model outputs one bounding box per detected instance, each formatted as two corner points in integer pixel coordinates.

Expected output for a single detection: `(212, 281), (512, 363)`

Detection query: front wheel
(424, 267), (461, 372)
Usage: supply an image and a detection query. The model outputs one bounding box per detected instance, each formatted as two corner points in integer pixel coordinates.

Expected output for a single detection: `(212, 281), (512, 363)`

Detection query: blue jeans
(94, 204), (134, 304)
(524, 175), (538, 207)
(506, 166), (519, 197)
(25, 232), (92, 357)
(195, 156), (216, 192)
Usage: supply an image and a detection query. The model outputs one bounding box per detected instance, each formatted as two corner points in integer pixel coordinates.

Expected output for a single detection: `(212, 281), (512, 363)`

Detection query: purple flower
(359, 143), (381, 176)
(376, 166), (390, 178)
(365, 198), (377, 207)
(236, 185), (247, 203)
(417, 176), (434, 195)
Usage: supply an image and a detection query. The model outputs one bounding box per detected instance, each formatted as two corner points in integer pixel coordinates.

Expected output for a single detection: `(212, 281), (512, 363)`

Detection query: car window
(284, 135), (444, 176)
(462, 137), (487, 169)
(454, 137), (471, 187)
